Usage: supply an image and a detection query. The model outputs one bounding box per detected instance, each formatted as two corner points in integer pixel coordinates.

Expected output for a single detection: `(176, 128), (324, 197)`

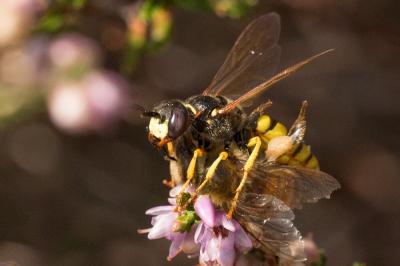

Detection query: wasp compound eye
(168, 103), (189, 139)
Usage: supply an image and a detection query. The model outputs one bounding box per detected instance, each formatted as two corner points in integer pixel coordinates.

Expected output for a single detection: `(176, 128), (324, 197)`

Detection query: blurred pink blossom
(48, 70), (128, 133)
(0, 0), (46, 47)
(48, 33), (101, 69)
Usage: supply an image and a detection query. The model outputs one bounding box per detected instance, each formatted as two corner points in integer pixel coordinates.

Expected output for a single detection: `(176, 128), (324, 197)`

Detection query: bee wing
(235, 192), (306, 261)
(202, 13), (281, 98)
(247, 164), (340, 210)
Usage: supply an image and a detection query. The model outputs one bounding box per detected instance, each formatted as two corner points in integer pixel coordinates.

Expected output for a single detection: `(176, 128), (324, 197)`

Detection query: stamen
(137, 228), (152, 234)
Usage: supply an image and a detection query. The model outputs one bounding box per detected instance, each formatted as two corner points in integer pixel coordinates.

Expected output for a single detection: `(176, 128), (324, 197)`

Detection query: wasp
(139, 13), (340, 263)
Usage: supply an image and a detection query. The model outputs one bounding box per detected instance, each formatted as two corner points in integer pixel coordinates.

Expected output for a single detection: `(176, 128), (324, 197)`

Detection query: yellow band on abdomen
(256, 114), (319, 169)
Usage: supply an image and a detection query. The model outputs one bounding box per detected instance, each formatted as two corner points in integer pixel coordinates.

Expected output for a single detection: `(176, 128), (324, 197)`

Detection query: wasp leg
(227, 136), (262, 218)
(163, 142), (179, 187)
(195, 151), (229, 194)
(178, 148), (204, 194)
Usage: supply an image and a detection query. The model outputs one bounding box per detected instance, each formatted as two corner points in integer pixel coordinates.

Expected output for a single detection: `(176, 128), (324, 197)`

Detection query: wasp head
(143, 100), (191, 148)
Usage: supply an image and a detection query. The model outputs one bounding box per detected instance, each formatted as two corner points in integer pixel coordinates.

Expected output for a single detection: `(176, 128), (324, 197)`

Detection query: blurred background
(0, 0), (399, 265)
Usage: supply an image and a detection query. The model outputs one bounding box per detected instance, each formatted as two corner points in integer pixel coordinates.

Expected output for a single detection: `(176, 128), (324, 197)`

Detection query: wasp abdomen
(255, 114), (319, 169)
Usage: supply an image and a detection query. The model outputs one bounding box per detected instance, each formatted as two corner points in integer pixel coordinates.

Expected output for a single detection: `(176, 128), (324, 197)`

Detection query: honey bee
(140, 13), (340, 264)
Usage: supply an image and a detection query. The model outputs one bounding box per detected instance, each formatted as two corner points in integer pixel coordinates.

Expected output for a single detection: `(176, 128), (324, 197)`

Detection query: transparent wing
(235, 192), (306, 261)
(248, 163), (341, 210)
(233, 162), (339, 261)
(218, 49), (334, 114)
(202, 13), (281, 98)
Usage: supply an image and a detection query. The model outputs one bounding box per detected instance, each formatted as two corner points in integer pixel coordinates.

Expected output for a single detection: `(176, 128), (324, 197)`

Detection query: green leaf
(71, 0), (87, 9)
(0, 87), (45, 127)
(55, 0), (87, 9)
(37, 13), (64, 33)
(210, 0), (258, 18)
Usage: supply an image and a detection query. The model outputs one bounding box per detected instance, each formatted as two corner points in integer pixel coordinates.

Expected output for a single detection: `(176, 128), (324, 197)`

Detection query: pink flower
(47, 70), (128, 133)
(139, 185), (200, 260)
(141, 190), (253, 265)
(48, 33), (100, 69)
(194, 195), (253, 266)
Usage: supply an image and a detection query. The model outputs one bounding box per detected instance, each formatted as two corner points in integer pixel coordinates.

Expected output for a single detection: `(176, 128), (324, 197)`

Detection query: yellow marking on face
(149, 117), (169, 139)
(211, 109), (218, 117)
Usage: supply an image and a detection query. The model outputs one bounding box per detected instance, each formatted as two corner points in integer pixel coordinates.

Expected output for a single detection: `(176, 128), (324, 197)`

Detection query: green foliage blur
(0, 0), (259, 128)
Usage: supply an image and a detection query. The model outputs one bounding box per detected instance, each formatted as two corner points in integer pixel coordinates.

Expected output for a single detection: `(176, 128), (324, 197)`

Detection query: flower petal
(145, 205), (174, 216)
(194, 195), (216, 227)
(205, 236), (219, 262)
(234, 225), (253, 252)
(168, 197), (176, 205)
(182, 228), (200, 254)
(169, 185), (182, 197)
(218, 233), (236, 266)
(199, 245), (209, 264)
(221, 213), (236, 232)
(148, 213), (177, 240)
(167, 233), (185, 260)
(194, 221), (205, 243)
(218, 247), (235, 266)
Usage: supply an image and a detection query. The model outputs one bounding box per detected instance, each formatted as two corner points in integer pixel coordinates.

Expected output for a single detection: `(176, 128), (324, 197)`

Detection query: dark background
(0, 0), (399, 265)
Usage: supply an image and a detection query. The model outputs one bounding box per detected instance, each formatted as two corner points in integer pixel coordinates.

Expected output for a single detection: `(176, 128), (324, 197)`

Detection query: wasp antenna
(131, 104), (162, 120)
(132, 104), (146, 112)
(143, 111), (163, 120)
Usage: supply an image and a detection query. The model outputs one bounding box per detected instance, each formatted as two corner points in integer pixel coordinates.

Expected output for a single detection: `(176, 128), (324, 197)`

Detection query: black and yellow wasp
(140, 13), (340, 263)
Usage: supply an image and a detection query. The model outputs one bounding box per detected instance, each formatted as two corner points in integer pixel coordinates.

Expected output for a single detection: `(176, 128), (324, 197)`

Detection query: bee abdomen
(255, 115), (319, 169)
(256, 115), (288, 143)
(277, 143), (319, 169)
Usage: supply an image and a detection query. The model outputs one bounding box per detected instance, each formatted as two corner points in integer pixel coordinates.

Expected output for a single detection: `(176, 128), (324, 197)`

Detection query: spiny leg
(183, 151), (228, 209)
(227, 136), (262, 218)
(163, 142), (178, 187)
(195, 151), (229, 194)
(176, 148), (203, 206)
